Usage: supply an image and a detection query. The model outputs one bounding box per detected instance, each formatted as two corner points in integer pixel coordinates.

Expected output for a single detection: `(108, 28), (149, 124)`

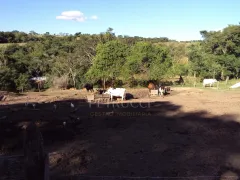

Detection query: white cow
(203, 79), (218, 87)
(104, 87), (126, 101)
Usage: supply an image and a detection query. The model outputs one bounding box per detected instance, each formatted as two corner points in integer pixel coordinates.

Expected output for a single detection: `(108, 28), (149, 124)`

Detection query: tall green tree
(14, 73), (30, 93)
(122, 42), (173, 81)
(86, 40), (129, 88)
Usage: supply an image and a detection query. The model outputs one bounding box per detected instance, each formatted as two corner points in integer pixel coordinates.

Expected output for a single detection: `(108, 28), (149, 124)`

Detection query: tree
(187, 43), (206, 78)
(14, 74), (30, 93)
(199, 24), (240, 79)
(52, 42), (92, 88)
(86, 40), (129, 88)
(0, 67), (17, 91)
(149, 45), (173, 80)
(122, 42), (173, 83)
(124, 42), (154, 78)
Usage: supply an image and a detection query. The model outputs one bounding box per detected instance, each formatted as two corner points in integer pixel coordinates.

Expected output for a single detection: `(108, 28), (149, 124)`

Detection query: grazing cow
(84, 83), (94, 92)
(203, 79), (218, 87)
(104, 87), (126, 101)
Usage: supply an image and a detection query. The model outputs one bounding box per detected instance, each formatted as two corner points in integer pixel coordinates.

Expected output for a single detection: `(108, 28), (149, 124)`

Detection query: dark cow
(97, 89), (107, 94)
(84, 83), (94, 92)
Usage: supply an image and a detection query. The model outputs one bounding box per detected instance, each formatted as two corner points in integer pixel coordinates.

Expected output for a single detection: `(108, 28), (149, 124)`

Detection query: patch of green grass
(0, 43), (26, 48)
(172, 79), (240, 91)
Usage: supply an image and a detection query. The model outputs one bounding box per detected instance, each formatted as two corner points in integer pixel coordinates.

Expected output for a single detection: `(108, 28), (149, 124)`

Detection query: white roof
(230, 82), (240, 89)
(30, 77), (47, 81)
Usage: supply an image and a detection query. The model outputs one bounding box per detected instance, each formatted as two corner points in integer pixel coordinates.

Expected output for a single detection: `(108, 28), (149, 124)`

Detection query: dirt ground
(1, 87), (240, 179)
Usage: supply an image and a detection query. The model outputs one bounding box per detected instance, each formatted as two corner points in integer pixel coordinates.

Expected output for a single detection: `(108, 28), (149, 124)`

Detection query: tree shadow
(1, 99), (240, 179)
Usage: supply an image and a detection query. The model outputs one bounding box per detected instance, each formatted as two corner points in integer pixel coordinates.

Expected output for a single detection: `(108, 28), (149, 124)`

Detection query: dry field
(1, 87), (240, 179)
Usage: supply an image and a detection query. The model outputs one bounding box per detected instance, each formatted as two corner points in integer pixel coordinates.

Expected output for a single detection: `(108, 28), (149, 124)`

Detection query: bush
(14, 74), (31, 93)
(114, 79), (124, 87)
(52, 75), (69, 89)
(137, 80), (149, 87)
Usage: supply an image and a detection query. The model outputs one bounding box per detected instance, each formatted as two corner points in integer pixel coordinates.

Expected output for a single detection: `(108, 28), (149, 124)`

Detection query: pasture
(1, 86), (240, 179)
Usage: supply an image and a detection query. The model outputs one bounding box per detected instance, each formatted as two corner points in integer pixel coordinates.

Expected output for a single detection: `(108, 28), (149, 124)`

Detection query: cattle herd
(82, 78), (235, 101)
(147, 83), (171, 96)
(82, 82), (171, 102)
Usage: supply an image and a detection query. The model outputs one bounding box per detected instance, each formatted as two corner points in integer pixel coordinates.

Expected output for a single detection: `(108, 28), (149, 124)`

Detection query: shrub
(52, 75), (69, 89)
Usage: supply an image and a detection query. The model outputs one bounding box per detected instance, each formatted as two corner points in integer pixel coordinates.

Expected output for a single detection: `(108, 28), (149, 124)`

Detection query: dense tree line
(188, 24), (240, 80)
(0, 24), (240, 92)
(0, 29), (170, 44)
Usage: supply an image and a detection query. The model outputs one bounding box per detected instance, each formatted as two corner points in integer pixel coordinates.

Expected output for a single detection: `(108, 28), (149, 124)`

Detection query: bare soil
(1, 87), (240, 179)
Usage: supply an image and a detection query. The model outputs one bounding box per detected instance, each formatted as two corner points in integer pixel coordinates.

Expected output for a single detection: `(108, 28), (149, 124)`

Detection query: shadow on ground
(1, 98), (240, 180)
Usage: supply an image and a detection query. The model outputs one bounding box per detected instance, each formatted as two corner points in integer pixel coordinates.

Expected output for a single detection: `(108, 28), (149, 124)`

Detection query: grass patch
(172, 79), (240, 91)
(0, 43), (26, 48)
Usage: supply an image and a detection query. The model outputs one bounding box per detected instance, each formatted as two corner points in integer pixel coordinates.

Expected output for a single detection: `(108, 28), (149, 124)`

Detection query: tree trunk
(22, 87), (24, 93)
(221, 70), (224, 80)
(72, 76), (76, 88)
(193, 72), (196, 87)
(69, 70), (76, 88)
(225, 76), (229, 85)
(213, 70), (216, 79)
(103, 78), (106, 90)
(112, 78), (114, 88)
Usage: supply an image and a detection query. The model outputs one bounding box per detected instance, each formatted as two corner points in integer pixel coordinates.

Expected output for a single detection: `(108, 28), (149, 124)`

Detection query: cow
(203, 79), (218, 87)
(0, 95), (7, 101)
(84, 83), (94, 92)
(104, 87), (126, 101)
(148, 82), (171, 97)
(97, 89), (107, 94)
(157, 87), (163, 97)
(147, 83), (157, 93)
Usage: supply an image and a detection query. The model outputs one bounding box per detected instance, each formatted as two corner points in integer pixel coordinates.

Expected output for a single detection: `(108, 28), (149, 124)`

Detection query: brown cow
(147, 82), (157, 93)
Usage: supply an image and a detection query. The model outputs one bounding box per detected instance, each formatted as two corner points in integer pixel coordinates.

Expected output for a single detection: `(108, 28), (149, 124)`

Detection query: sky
(1, 0), (239, 41)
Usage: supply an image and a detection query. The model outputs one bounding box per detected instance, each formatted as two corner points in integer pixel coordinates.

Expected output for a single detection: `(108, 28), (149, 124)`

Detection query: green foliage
(190, 24), (240, 79)
(0, 67), (16, 91)
(122, 42), (173, 82)
(122, 42), (156, 79)
(14, 74), (30, 92)
(149, 45), (173, 80)
(1, 24), (240, 91)
(86, 40), (129, 83)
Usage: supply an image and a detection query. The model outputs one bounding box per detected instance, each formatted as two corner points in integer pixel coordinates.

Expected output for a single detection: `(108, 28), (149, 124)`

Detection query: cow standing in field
(84, 83), (94, 92)
(203, 79), (218, 87)
(148, 83), (157, 93)
(104, 87), (126, 101)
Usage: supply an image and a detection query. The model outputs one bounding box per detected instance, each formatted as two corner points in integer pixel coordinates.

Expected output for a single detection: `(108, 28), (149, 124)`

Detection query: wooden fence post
(225, 76), (229, 85)
(23, 122), (48, 180)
